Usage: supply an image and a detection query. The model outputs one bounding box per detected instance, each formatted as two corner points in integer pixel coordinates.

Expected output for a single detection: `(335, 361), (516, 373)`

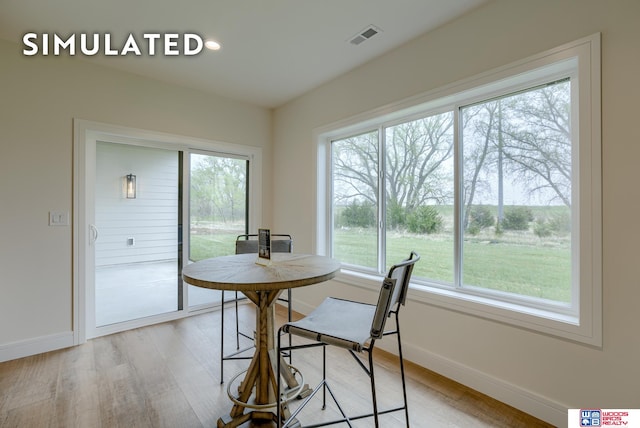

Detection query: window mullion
(454, 106), (462, 289)
(378, 125), (386, 274)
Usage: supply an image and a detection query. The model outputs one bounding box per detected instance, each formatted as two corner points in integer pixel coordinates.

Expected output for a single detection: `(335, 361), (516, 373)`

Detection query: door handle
(89, 224), (99, 245)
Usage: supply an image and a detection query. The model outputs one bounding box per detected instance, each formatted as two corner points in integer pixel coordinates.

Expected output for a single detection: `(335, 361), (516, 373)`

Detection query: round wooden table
(182, 253), (341, 428)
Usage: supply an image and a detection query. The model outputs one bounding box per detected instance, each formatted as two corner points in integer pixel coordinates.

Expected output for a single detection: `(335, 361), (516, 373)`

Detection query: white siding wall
(95, 142), (178, 266)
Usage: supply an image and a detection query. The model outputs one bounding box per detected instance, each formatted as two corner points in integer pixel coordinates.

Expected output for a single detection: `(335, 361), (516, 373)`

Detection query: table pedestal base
(217, 289), (301, 428)
(181, 254), (340, 427)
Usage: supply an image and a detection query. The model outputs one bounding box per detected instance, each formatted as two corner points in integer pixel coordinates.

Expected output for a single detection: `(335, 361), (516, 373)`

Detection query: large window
(321, 35), (601, 345)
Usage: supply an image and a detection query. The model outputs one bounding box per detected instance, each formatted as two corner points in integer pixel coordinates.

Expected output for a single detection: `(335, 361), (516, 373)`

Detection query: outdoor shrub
(533, 210), (571, 238)
(469, 205), (495, 231)
(407, 205), (443, 234)
(533, 218), (553, 237)
(468, 224), (481, 236)
(341, 201), (376, 228)
(548, 210), (571, 234)
(387, 202), (406, 229)
(501, 206), (533, 231)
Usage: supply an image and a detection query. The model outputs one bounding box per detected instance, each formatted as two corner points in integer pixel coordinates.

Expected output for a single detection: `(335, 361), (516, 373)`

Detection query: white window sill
(334, 269), (599, 347)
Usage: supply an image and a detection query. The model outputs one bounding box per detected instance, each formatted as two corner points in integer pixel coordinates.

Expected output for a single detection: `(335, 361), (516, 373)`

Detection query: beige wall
(273, 0), (640, 425)
(0, 38), (272, 345)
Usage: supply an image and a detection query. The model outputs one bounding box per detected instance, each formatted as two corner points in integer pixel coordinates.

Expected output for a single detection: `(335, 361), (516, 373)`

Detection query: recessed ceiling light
(205, 40), (221, 51)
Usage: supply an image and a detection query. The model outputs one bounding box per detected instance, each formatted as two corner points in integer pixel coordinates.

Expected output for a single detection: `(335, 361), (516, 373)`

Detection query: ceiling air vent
(349, 25), (381, 46)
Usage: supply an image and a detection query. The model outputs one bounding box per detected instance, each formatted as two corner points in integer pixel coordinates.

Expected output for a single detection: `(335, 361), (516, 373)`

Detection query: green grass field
(334, 227), (571, 303)
(189, 230), (240, 261)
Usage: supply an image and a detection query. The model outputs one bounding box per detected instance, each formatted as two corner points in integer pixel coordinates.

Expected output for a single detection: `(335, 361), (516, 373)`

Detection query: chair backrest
(370, 251), (420, 339)
(235, 233), (293, 255)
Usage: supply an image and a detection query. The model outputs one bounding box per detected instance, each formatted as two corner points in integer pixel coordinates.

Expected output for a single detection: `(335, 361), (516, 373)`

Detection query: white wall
(0, 38), (272, 352)
(273, 1), (640, 426)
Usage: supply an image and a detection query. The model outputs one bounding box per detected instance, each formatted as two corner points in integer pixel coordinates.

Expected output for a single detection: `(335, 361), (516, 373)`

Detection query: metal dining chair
(219, 233), (293, 383)
(276, 251), (420, 428)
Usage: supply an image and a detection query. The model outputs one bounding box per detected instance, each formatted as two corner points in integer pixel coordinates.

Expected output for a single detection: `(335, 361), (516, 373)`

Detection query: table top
(182, 253), (341, 292)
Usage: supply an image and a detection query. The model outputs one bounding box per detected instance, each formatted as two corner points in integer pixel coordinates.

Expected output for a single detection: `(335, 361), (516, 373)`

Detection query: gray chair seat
(284, 297), (376, 352)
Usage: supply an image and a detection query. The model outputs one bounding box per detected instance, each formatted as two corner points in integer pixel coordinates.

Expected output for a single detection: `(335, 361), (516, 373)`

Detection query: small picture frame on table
(256, 228), (271, 265)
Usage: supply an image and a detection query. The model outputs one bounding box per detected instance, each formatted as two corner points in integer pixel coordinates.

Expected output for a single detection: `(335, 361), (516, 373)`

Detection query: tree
(461, 101), (499, 229)
(461, 80), (572, 232)
(333, 80), (571, 234)
(190, 156), (247, 223)
(385, 114), (454, 219)
(332, 130), (379, 207)
(333, 114), (454, 231)
(501, 81), (572, 207)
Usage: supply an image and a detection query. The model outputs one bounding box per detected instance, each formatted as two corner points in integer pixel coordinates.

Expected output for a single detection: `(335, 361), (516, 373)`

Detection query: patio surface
(95, 259), (224, 326)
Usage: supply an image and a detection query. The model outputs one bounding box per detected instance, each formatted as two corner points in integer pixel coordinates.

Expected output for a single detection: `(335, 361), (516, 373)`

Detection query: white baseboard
(0, 331), (74, 363)
(292, 298), (566, 427)
(402, 342), (567, 427)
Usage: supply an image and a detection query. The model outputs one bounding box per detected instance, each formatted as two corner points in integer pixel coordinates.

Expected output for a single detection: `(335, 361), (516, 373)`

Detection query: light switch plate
(49, 211), (69, 226)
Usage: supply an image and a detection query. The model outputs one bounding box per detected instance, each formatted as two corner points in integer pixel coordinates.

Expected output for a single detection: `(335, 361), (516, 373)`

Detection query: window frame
(316, 34), (601, 346)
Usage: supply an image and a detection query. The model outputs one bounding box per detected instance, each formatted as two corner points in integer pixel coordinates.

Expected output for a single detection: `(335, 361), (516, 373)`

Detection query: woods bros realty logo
(568, 409), (640, 427)
(22, 32), (207, 56)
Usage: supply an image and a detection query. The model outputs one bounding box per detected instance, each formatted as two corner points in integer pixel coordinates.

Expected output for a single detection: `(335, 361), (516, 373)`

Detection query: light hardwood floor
(0, 305), (553, 427)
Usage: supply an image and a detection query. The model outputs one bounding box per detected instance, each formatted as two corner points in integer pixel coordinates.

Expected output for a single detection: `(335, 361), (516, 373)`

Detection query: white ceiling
(0, 0), (487, 108)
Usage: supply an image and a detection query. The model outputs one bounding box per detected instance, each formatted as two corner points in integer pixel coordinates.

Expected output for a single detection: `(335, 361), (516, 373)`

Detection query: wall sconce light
(126, 174), (137, 199)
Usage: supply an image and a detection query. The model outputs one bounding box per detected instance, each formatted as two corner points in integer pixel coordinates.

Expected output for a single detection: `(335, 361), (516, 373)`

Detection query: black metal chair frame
(276, 251), (420, 428)
(219, 233), (293, 383)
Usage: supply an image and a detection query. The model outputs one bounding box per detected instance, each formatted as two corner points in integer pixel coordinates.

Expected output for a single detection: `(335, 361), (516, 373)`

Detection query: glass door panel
(95, 142), (180, 326)
(188, 152), (248, 308)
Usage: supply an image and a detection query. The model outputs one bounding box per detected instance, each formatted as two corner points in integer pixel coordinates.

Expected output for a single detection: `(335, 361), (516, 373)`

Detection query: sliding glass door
(76, 120), (262, 340)
(94, 147), (251, 322)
